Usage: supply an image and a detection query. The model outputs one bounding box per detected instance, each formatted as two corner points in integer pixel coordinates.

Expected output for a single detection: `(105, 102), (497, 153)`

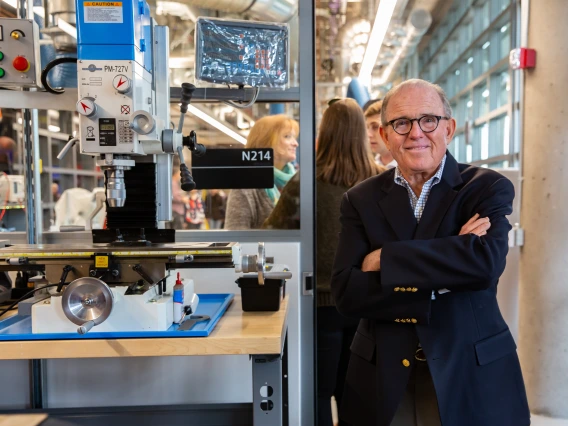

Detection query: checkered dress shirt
(393, 155), (448, 301)
(394, 155), (447, 223)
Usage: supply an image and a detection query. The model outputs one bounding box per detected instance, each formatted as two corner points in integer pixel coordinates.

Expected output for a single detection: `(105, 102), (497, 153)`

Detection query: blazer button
(406, 318), (411, 323)
(412, 287), (418, 292)
(394, 287), (400, 292)
(411, 318), (418, 324)
(402, 359), (410, 367)
(406, 287), (412, 292)
(400, 288), (406, 292)
(395, 319), (400, 322)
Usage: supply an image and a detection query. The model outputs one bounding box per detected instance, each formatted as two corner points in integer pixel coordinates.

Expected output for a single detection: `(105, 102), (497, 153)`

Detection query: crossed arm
(361, 213), (491, 272)
(330, 178), (514, 320)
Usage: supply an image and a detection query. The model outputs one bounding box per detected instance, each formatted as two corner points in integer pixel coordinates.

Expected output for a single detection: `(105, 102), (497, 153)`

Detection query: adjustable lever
(176, 83), (206, 191)
(177, 146), (195, 192)
(57, 136), (79, 160)
(57, 265), (74, 293)
(183, 130), (206, 157)
(177, 83), (195, 133)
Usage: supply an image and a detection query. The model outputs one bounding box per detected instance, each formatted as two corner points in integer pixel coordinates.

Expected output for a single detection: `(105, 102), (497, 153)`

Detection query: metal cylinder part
(106, 168), (126, 208)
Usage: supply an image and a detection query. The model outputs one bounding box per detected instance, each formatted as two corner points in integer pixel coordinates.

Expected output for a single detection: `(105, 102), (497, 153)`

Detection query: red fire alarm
(509, 48), (536, 70)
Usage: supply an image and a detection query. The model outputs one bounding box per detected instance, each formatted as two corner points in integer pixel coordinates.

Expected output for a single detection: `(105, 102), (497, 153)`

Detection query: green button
(0, 68), (5, 78)
(0, 51), (4, 61)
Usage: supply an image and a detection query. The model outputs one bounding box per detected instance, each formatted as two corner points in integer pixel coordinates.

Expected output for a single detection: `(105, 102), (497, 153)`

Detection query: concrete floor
(533, 414), (568, 425)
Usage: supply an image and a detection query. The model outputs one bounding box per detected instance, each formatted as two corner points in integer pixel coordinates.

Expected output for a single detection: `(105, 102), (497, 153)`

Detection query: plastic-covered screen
(195, 18), (289, 88)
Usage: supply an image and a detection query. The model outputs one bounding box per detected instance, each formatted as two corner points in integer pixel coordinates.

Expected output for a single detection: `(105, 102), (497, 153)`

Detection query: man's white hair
(380, 79), (453, 126)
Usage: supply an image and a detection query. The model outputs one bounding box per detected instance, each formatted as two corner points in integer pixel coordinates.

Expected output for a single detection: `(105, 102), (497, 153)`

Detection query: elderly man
(331, 79), (529, 426)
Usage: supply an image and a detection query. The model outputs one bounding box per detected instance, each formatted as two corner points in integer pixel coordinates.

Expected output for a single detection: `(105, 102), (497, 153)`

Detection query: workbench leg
(252, 337), (288, 426)
(30, 359), (47, 408)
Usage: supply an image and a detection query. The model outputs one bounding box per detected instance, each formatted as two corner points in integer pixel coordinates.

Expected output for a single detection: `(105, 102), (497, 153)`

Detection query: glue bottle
(173, 272), (184, 324)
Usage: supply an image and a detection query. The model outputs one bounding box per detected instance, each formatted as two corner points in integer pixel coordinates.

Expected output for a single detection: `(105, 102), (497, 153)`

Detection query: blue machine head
(75, 0), (152, 71)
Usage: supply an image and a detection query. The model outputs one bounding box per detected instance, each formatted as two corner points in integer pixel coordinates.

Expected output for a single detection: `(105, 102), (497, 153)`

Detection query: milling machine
(0, 0), (291, 335)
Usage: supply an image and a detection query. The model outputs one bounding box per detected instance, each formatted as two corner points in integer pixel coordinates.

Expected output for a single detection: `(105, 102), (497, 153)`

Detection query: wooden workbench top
(0, 296), (288, 360)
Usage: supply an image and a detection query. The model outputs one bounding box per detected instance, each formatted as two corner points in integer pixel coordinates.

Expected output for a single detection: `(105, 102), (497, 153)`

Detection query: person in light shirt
(364, 100), (397, 169)
(331, 79), (529, 426)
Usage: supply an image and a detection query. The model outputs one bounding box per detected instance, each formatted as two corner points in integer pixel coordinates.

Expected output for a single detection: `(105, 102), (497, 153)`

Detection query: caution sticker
(84, 2), (123, 24)
(95, 255), (109, 268)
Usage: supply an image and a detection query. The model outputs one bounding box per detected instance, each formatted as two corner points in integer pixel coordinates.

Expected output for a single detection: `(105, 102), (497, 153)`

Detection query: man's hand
(362, 249), (382, 272)
(460, 213), (491, 237)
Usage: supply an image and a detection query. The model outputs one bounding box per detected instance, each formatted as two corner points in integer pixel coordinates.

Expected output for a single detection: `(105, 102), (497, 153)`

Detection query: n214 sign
(191, 148), (275, 190)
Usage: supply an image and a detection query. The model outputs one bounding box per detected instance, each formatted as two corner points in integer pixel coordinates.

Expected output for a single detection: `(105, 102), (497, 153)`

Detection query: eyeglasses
(387, 115), (450, 135)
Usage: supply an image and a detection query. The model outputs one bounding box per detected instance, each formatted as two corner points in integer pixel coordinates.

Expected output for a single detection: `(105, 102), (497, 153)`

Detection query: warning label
(84, 2), (123, 24)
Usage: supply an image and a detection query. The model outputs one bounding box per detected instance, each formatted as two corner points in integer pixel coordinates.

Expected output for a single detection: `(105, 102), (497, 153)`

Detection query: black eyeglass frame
(386, 115), (451, 135)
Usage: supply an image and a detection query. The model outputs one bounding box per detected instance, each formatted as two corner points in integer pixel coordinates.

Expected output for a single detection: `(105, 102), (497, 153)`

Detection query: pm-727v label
(104, 65), (129, 73)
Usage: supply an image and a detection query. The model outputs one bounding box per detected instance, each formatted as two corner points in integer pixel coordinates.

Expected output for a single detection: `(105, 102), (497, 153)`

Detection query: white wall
(0, 242), (303, 424)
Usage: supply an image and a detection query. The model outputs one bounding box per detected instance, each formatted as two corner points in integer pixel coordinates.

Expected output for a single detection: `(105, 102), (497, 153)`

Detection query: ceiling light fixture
(358, 0), (398, 85)
(186, 104), (247, 145)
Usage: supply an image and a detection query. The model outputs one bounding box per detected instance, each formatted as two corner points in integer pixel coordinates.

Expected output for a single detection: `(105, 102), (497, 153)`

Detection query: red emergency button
(12, 56), (30, 73)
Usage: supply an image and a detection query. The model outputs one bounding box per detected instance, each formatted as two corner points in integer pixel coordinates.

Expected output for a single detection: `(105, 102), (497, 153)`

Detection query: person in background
(205, 189), (227, 229)
(224, 114), (299, 229)
(185, 190), (205, 229)
(271, 99), (384, 426)
(51, 182), (61, 202)
(364, 100), (397, 169)
(0, 136), (16, 174)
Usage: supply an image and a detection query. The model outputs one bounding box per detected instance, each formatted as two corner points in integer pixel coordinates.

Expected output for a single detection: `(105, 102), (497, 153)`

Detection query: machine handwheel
(62, 277), (114, 333)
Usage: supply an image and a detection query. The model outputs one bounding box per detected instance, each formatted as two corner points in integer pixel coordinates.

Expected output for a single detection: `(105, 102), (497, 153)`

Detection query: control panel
(0, 18), (42, 88)
(77, 59), (152, 155)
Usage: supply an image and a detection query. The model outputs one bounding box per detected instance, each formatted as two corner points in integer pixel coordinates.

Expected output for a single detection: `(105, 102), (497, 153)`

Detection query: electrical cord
(40, 57), (78, 95)
(0, 284), (60, 319)
(223, 86), (261, 109)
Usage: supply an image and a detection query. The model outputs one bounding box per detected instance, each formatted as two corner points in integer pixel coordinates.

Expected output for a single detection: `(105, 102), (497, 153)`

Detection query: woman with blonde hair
(224, 114), (299, 229)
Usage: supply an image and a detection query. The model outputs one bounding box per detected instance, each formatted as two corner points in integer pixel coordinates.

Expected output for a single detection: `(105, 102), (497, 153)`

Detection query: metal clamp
(257, 242), (266, 285)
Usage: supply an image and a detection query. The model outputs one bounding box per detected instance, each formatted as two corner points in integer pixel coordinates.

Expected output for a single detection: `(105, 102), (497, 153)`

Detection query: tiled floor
(533, 414), (568, 425)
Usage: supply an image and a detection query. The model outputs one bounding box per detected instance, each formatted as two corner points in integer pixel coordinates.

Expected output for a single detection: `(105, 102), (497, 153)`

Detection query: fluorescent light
(48, 125), (60, 132)
(482, 41), (490, 50)
(57, 18), (77, 39)
(377, 47), (402, 85)
(467, 100), (473, 108)
(482, 89), (490, 98)
(358, 0), (398, 84)
(187, 105), (247, 145)
(467, 57), (474, 64)
(501, 25), (508, 33)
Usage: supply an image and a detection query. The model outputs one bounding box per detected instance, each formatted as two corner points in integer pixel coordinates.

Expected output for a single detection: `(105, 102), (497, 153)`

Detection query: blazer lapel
(414, 152), (463, 240)
(378, 175), (417, 241)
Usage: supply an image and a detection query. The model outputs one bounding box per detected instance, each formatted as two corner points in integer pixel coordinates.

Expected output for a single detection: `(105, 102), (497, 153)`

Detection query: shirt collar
(394, 154), (447, 187)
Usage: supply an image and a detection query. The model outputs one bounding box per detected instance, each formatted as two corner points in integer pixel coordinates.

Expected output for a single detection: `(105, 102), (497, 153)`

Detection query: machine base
(31, 279), (197, 334)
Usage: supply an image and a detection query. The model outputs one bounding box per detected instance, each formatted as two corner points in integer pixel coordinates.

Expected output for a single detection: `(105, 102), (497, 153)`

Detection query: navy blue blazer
(331, 152), (530, 426)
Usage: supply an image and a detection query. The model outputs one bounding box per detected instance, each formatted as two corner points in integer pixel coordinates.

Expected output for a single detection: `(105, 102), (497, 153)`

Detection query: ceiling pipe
(378, 8), (432, 84)
(172, 0), (297, 22)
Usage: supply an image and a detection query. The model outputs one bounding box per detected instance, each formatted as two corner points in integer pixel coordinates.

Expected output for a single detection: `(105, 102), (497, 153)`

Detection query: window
(419, 0), (517, 167)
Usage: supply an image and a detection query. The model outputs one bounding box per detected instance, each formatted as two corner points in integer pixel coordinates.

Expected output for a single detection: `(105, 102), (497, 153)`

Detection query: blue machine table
(0, 295), (289, 426)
